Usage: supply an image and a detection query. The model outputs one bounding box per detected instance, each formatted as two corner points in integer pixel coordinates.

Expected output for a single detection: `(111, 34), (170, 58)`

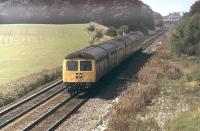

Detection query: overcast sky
(141, 0), (198, 16)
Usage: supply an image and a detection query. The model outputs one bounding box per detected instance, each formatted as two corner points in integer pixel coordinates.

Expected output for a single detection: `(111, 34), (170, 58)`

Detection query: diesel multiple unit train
(63, 31), (145, 94)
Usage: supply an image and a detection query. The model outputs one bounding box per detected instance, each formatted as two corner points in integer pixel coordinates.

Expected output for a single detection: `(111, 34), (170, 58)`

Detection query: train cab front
(63, 59), (96, 94)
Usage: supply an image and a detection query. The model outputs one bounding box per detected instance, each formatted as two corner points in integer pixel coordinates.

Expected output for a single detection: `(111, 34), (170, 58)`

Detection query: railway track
(22, 94), (89, 131)
(0, 30), (166, 131)
(0, 80), (89, 131)
(142, 29), (166, 50)
(0, 80), (63, 129)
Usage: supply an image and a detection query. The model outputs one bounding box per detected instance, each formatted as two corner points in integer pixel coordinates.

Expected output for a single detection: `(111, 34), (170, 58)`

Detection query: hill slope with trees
(0, 0), (162, 31)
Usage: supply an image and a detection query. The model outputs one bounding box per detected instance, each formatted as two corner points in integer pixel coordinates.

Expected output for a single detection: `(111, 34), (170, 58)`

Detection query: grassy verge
(108, 33), (186, 131)
(165, 55), (200, 130)
(108, 31), (200, 130)
(0, 67), (61, 107)
(167, 109), (200, 131)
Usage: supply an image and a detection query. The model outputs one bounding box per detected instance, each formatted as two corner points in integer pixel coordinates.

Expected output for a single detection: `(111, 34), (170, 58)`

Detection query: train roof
(65, 42), (120, 60)
(65, 51), (95, 59)
(65, 31), (144, 60)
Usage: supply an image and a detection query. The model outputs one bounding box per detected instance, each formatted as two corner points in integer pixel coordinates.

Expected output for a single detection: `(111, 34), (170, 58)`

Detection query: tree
(95, 31), (103, 40)
(171, 0), (200, 56)
(105, 26), (117, 37)
(190, 0), (200, 16)
(153, 12), (163, 27)
(87, 25), (95, 32)
(171, 12), (200, 56)
(0, 0), (157, 32)
(88, 27), (103, 45)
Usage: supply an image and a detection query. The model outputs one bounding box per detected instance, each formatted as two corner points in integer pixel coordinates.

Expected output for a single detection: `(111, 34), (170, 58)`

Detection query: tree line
(171, 0), (200, 56)
(0, 0), (162, 32)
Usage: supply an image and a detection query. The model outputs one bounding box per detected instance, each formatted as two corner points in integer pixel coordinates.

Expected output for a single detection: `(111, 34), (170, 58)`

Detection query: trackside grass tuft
(167, 109), (200, 131)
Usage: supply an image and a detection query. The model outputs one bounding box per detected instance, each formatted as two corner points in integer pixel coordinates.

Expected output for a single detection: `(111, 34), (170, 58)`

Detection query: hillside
(0, 0), (161, 31)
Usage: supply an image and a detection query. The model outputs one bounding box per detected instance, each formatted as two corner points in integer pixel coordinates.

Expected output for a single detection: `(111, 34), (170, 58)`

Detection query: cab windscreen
(67, 61), (78, 71)
(80, 61), (92, 71)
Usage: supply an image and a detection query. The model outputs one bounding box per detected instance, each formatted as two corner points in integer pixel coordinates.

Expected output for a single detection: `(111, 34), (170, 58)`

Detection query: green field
(0, 24), (92, 84)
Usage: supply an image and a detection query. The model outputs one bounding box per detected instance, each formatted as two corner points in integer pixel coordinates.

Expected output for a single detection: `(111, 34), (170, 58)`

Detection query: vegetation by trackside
(108, 33), (174, 131)
(171, 1), (200, 56)
(87, 23), (111, 44)
(165, 55), (200, 130)
(0, 67), (61, 107)
(108, 29), (200, 130)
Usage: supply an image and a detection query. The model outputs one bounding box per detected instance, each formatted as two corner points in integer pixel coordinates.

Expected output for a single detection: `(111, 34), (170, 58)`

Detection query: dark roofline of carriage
(65, 31), (144, 60)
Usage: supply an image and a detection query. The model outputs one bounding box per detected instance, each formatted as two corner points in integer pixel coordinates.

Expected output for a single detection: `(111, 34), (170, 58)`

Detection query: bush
(190, 1), (200, 16)
(171, 2), (200, 57)
(165, 66), (183, 80)
(0, 95), (16, 107)
(95, 31), (103, 40)
(87, 25), (95, 32)
(105, 26), (118, 37)
(186, 72), (200, 81)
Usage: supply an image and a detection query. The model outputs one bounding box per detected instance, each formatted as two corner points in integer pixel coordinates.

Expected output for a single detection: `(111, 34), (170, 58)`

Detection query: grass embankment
(165, 2), (200, 130)
(0, 67), (61, 107)
(109, 32), (200, 130)
(0, 24), (92, 84)
(166, 56), (200, 130)
(108, 33), (186, 131)
(0, 24), (92, 107)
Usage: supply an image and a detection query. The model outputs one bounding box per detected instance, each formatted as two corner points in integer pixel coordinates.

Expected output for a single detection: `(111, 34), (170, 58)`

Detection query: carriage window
(67, 61), (78, 71)
(80, 61), (92, 71)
